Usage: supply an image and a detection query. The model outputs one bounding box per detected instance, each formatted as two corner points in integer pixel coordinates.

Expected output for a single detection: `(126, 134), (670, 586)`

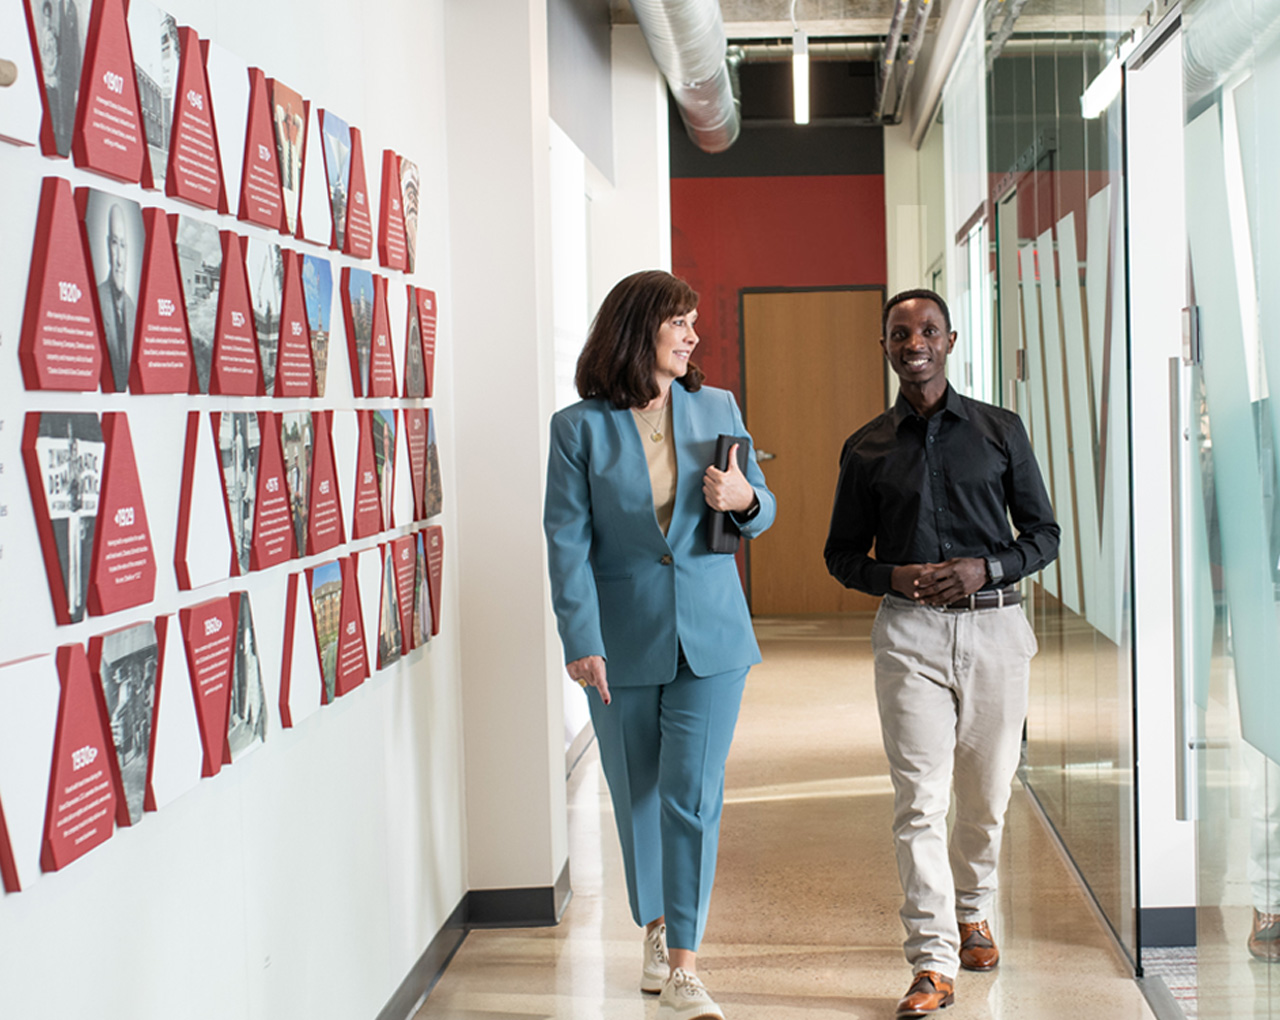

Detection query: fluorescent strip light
(1080, 36), (1138, 119)
(793, 28), (810, 125)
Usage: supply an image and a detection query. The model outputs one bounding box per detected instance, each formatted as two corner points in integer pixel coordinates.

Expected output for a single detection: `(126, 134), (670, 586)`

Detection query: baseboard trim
(375, 896), (468, 1020)
(467, 858), (573, 929)
(1139, 906), (1196, 948)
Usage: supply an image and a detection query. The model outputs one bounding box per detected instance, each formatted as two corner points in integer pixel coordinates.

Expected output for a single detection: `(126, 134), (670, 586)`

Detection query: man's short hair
(882, 288), (952, 336)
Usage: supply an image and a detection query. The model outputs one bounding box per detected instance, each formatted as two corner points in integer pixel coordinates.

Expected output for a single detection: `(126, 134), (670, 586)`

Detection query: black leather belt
(890, 586), (1021, 611)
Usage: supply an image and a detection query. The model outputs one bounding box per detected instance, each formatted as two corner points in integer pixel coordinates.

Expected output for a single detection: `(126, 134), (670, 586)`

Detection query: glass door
(1182, 1), (1280, 1011)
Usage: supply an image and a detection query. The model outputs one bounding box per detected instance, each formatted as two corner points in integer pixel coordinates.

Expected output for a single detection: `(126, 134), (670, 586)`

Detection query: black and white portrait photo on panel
(127, 0), (180, 190)
(321, 111), (351, 250)
(218, 412), (260, 575)
(29, 0), (89, 156)
(246, 239), (284, 393)
(227, 592), (267, 760)
(281, 411), (313, 555)
(173, 216), (221, 393)
(404, 297), (425, 398)
(82, 189), (145, 393)
(378, 545), (402, 669)
(345, 267), (374, 396)
(98, 621), (160, 825)
(32, 412), (104, 624)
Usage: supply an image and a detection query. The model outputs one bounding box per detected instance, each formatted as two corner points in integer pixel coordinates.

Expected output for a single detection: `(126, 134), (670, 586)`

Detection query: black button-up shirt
(824, 386), (1060, 596)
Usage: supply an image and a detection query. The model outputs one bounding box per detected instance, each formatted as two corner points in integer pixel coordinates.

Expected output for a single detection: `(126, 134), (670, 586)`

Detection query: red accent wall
(671, 174), (887, 399)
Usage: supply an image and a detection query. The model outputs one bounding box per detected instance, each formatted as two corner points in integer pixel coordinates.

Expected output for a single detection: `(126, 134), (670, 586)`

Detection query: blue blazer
(544, 383), (776, 687)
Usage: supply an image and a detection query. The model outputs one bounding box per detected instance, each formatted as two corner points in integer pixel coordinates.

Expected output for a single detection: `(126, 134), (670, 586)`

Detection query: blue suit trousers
(587, 662), (747, 951)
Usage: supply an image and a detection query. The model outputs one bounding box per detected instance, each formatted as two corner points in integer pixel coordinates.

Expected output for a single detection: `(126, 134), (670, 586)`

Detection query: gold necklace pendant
(649, 429), (663, 443)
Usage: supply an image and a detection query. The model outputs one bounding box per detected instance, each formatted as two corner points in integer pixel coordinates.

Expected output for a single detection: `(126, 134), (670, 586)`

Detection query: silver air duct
(1184, 0), (1280, 104)
(629, 0), (740, 153)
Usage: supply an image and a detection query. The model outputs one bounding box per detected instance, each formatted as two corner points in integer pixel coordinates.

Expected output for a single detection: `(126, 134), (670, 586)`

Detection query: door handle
(1170, 356), (1198, 822)
(755, 450), (776, 462)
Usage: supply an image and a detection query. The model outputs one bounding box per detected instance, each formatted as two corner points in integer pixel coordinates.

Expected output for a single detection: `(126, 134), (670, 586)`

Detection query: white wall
(0, 1), (467, 1017)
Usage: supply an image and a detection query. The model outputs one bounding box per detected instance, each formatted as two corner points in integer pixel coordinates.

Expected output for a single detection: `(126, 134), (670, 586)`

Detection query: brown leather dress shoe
(1248, 909), (1280, 962)
(959, 919), (999, 971)
(896, 970), (955, 1017)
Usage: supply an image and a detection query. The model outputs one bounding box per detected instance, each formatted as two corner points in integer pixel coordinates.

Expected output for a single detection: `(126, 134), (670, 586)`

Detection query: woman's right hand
(566, 655), (610, 705)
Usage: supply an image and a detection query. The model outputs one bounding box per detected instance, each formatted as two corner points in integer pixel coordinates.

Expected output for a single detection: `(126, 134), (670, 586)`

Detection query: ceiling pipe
(874, 0), (912, 119)
(891, 0), (935, 120)
(629, 0), (740, 153)
(728, 39), (883, 62)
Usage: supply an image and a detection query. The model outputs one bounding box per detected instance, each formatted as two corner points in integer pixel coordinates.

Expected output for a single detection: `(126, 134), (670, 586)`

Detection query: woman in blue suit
(544, 270), (775, 1020)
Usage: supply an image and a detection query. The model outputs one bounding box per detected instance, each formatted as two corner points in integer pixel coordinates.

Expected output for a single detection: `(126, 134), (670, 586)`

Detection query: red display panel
(88, 413), (156, 616)
(179, 597), (234, 777)
(368, 275), (397, 398)
(144, 615), (173, 811)
(425, 525), (443, 636)
(335, 557), (367, 697)
(269, 77), (305, 237)
(390, 536), (416, 656)
(211, 231), (262, 395)
(351, 410), (382, 540)
(416, 287), (438, 398)
(274, 249), (313, 396)
(343, 125), (373, 259)
(238, 67), (285, 231)
(41, 644), (116, 872)
(307, 411), (344, 555)
(166, 27), (223, 210)
(20, 177), (104, 391)
(0, 797), (18, 893)
(71, 0), (145, 183)
(403, 408), (427, 522)
(377, 149), (407, 271)
(131, 207), (192, 393)
(375, 545), (402, 670)
(212, 411), (260, 577)
(250, 412), (295, 571)
(87, 619), (161, 827)
(23, 412), (104, 625)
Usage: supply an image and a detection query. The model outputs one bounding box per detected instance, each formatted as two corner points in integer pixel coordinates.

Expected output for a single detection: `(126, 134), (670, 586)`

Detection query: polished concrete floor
(415, 615), (1157, 1019)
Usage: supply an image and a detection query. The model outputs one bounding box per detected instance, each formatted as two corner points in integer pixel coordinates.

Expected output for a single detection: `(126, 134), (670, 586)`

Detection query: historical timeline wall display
(3, 0), (442, 891)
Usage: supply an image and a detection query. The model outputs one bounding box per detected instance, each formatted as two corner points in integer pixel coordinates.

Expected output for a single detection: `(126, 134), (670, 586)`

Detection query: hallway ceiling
(609, 0), (925, 40)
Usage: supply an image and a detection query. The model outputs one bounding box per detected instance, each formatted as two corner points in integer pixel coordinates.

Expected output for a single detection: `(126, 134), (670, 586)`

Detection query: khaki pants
(871, 595), (1038, 977)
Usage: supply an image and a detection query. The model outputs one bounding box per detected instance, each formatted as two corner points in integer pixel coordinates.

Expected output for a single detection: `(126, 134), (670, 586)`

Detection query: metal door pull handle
(755, 450), (776, 462)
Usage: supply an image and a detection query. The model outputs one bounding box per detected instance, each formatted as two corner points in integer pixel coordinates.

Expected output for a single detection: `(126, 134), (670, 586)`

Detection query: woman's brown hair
(575, 270), (704, 408)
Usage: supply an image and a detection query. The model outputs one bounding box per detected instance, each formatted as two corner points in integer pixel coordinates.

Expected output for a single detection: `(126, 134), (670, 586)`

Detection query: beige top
(631, 402), (676, 535)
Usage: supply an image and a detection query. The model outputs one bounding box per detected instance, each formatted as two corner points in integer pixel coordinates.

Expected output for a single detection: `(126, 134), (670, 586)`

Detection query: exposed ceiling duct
(1184, 0), (1280, 104)
(629, 0), (741, 153)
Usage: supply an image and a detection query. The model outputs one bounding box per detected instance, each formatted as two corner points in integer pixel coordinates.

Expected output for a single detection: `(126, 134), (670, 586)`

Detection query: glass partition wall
(941, 0), (1141, 964)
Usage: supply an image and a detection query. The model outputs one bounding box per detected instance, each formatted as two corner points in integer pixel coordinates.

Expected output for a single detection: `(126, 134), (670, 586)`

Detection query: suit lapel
(668, 384), (695, 548)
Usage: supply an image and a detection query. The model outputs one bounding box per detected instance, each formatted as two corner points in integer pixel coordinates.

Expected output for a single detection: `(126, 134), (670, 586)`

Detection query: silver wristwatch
(984, 555), (1004, 585)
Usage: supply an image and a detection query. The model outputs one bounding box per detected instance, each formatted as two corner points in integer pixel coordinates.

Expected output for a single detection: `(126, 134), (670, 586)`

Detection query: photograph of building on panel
(218, 412), (260, 575)
(372, 408), (396, 531)
(33, 412), (104, 623)
(309, 559), (342, 703)
(301, 255), (332, 396)
(404, 294), (425, 398)
(226, 593), (267, 760)
(320, 111), (351, 250)
(29, 0), (90, 156)
(272, 81), (305, 235)
(82, 189), (144, 393)
(413, 530), (431, 647)
(98, 620), (159, 824)
(345, 267), (374, 396)
(378, 545), (401, 669)
(128, 0), (179, 190)
(281, 411), (312, 556)
(173, 216), (221, 393)
(399, 156), (419, 273)
(245, 239), (283, 393)
(425, 412), (442, 519)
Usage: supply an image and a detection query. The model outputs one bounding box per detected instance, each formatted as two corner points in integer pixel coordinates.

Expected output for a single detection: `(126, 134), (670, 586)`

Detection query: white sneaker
(641, 923), (669, 993)
(657, 967), (725, 1020)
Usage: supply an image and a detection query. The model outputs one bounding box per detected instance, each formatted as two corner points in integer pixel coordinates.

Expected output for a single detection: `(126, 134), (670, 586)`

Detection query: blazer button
(660, 554), (673, 565)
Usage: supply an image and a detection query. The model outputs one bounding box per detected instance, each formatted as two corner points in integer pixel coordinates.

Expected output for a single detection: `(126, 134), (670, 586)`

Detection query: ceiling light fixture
(791, 0), (809, 125)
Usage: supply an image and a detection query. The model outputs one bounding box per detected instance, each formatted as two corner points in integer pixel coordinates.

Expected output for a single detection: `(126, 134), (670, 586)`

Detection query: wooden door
(743, 289), (885, 614)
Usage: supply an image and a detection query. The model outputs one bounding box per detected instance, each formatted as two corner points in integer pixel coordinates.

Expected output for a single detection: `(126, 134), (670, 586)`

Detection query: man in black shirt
(825, 290), (1059, 1017)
